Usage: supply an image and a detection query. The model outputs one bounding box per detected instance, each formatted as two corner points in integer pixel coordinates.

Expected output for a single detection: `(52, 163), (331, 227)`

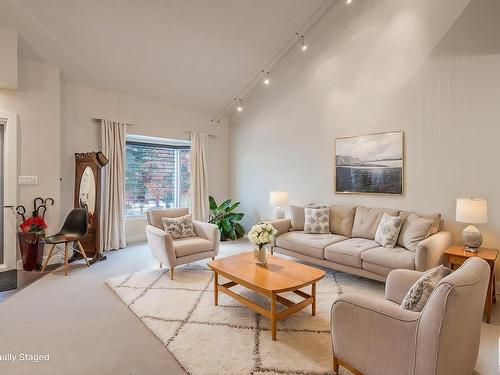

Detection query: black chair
(41, 208), (90, 275)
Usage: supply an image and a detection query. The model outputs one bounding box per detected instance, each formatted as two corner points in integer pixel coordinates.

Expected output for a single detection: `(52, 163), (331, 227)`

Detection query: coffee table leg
(214, 271), (218, 306)
(312, 282), (316, 316)
(271, 292), (277, 341)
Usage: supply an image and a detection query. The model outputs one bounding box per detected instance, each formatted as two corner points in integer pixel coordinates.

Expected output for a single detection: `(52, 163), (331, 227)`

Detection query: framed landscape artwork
(335, 131), (404, 195)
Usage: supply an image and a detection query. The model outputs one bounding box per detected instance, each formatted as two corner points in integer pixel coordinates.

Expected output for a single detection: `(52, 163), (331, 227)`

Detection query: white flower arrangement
(248, 223), (278, 248)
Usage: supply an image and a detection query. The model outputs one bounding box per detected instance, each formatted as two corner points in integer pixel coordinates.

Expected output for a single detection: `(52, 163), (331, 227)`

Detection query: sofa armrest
(415, 231), (452, 271)
(385, 269), (423, 304)
(193, 220), (220, 256)
(266, 218), (291, 236)
(331, 294), (420, 374)
(145, 225), (176, 267)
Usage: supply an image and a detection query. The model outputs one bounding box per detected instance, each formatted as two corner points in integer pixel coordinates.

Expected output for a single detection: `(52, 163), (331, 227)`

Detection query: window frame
(124, 137), (191, 219)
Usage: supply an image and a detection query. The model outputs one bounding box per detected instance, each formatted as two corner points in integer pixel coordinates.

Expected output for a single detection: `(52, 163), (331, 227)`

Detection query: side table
(444, 246), (498, 323)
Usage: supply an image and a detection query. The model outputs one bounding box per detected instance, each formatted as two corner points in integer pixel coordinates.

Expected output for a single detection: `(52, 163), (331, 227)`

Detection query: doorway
(0, 111), (18, 291)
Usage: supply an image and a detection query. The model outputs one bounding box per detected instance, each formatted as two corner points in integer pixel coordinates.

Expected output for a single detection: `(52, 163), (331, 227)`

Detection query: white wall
(61, 82), (229, 243)
(0, 25), (17, 90)
(229, 0), (500, 261)
(0, 58), (61, 264)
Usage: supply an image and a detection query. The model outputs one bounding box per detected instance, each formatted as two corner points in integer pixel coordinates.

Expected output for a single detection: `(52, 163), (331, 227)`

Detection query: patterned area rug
(106, 259), (384, 375)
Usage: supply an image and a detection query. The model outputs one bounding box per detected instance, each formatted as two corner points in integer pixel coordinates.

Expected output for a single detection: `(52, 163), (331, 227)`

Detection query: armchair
(145, 208), (220, 279)
(331, 257), (490, 375)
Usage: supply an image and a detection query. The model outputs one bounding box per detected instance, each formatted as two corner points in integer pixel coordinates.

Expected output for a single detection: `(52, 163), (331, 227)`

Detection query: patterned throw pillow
(161, 214), (197, 239)
(400, 265), (451, 312)
(375, 213), (403, 248)
(303, 207), (330, 234)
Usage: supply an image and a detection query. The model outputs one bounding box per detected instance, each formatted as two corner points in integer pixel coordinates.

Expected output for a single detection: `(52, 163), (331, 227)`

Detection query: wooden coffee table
(208, 252), (326, 340)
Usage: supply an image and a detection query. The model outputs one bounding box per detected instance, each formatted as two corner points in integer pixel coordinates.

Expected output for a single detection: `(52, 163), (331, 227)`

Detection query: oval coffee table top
(208, 252), (326, 294)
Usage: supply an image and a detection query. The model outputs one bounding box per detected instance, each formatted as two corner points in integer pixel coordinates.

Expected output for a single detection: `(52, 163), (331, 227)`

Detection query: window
(125, 136), (190, 217)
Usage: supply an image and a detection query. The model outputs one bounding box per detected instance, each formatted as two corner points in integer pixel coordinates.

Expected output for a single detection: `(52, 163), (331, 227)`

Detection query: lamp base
(273, 206), (285, 220)
(462, 225), (482, 252)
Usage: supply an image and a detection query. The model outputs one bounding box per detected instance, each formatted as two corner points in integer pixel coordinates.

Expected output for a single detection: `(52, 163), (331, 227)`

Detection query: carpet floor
(106, 260), (385, 375)
(0, 238), (498, 374)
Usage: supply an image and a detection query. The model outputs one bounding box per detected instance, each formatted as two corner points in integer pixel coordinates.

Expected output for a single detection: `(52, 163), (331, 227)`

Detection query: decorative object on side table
(444, 245), (498, 323)
(248, 223), (278, 265)
(208, 196), (245, 241)
(456, 198), (488, 252)
(269, 191), (288, 219)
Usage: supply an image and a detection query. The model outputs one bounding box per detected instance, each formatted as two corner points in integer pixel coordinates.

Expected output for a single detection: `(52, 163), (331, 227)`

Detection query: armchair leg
(211, 256), (215, 260)
(159, 263), (162, 269)
(170, 267), (174, 280)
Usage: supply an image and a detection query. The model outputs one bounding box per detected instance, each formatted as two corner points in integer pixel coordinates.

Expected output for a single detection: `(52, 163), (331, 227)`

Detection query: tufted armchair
(145, 208), (220, 279)
(331, 257), (490, 375)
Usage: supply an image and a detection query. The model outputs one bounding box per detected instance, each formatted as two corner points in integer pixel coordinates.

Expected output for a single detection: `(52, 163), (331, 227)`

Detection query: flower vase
(254, 244), (270, 265)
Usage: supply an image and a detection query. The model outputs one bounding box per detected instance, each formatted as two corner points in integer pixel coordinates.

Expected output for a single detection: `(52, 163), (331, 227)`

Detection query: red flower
(20, 216), (48, 232)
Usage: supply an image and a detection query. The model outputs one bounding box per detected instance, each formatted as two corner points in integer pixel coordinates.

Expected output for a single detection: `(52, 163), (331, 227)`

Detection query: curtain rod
(184, 131), (215, 138)
(94, 118), (215, 138)
(93, 118), (135, 126)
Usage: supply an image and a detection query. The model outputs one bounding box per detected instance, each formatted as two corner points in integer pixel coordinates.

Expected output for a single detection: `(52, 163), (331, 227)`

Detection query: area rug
(106, 261), (385, 375)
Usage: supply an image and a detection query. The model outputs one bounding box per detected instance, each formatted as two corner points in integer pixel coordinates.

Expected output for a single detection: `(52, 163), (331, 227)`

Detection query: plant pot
(254, 245), (270, 265)
(17, 232), (45, 271)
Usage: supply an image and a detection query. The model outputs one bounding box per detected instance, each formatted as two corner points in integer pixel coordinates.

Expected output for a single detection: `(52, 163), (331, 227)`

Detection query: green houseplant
(208, 196), (245, 241)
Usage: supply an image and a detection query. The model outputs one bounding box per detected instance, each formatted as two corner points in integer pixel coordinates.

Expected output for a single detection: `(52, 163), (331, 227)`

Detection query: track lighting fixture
(262, 71), (271, 85)
(235, 98), (243, 112)
(346, 0), (352, 5)
(297, 33), (307, 51)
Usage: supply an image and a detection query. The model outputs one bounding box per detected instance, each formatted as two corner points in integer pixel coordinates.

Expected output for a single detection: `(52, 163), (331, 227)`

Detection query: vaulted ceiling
(0, 0), (323, 112)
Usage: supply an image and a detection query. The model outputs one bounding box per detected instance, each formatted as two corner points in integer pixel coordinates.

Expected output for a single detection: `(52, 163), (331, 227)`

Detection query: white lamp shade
(456, 198), (488, 224)
(269, 191), (288, 207)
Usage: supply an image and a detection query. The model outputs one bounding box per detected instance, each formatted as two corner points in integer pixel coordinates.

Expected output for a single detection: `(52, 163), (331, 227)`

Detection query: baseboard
(126, 234), (147, 243)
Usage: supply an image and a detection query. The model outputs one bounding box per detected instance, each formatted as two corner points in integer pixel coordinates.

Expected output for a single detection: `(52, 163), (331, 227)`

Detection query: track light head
(235, 98), (243, 112)
(262, 71), (271, 85)
(297, 33), (307, 51)
(346, 0), (352, 4)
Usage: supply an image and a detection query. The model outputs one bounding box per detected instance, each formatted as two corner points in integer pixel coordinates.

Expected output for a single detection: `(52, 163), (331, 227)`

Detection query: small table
(444, 246), (499, 323)
(208, 252), (325, 340)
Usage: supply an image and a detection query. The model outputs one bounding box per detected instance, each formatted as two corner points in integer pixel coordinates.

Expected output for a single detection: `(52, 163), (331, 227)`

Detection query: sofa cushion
(325, 238), (379, 268)
(397, 214), (434, 251)
(304, 207), (330, 234)
(361, 246), (415, 270)
(351, 207), (400, 240)
(290, 205), (306, 230)
(147, 208), (190, 229)
(173, 237), (213, 258)
(275, 231), (347, 259)
(375, 213), (403, 248)
(329, 205), (356, 237)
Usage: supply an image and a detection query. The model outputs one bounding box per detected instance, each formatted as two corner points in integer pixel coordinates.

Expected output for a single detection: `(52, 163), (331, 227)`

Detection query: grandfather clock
(74, 151), (108, 263)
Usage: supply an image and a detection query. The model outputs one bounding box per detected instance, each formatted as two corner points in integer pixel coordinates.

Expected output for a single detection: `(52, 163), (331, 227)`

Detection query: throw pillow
(374, 213), (403, 248)
(401, 265), (451, 312)
(290, 205), (306, 231)
(399, 215), (434, 251)
(161, 214), (197, 239)
(303, 207), (330, 234)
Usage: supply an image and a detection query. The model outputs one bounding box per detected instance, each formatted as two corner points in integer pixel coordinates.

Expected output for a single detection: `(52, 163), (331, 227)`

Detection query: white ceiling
(0, 0), (324, 112)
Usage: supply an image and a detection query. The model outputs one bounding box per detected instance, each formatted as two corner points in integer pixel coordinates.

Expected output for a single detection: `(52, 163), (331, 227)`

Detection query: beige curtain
(190, 132), (209, 221)
(101, 119), (126, 250)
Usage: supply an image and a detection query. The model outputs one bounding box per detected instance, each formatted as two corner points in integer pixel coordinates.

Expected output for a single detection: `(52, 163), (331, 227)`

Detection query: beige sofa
(269, 206), (452, 282)
(331, 257), (490, 375)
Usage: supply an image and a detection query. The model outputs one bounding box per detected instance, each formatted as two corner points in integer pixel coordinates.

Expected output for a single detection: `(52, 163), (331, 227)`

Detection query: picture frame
(334, 131), (404, 195)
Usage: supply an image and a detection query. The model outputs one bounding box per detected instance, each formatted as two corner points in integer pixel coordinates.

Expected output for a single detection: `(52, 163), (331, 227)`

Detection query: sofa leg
(170, 267), (174, 280)
(211, 256), (215, 260)
(333, 357), (339, 374)
(159, 263), (162, 269)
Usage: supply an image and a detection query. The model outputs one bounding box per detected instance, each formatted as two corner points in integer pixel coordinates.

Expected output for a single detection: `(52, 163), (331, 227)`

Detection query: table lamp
(456, 198), (488, 252)
(269, 191), (288, 220)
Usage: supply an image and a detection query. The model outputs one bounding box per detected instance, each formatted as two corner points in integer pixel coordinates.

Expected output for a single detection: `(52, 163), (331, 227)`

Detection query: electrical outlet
(18, 176), (38, 185)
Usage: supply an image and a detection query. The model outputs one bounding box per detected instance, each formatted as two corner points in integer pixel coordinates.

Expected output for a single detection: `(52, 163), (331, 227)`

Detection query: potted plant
(248, 223), (278, 265)
(208, 196), (245, 241)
